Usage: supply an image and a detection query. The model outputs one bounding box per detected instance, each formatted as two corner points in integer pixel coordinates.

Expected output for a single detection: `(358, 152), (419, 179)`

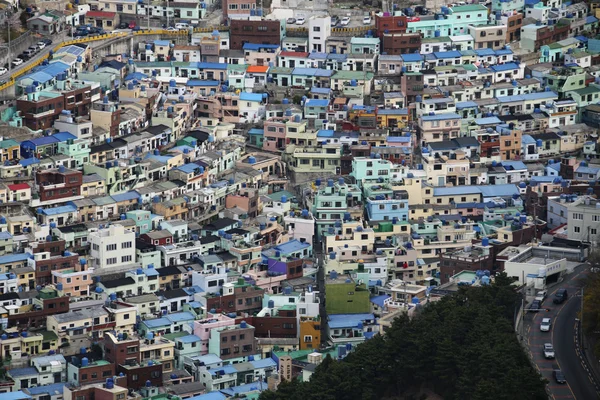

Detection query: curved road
(525, 266), (599, 399)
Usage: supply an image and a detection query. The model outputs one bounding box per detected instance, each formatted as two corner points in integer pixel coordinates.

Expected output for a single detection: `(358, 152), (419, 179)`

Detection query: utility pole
(167, 0), (169, 28)
(6, 10), (11, 73)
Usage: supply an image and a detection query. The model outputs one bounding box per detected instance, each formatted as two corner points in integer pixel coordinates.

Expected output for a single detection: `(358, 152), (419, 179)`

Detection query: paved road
(525, 266), (599, 400)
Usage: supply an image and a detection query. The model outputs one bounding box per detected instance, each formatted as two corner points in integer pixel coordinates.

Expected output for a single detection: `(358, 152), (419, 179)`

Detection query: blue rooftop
(305, 99), (329, 107)
(143, 317), (170, 329)
(378, 108), (408, 115)
(124, 72), (148, 81)
(40, 204), (77, 216)
(522, 135), (536, 145)
(248, 128), (264, 135)
(370, 295), (390, 308)
(497, 91), (557, 103)
(274, 239), (310, 255)
(474, 116), (502, 125)
(111, 191), (140, 203)
(311, 86), (331, 94)
(177, 334), (201, 344)
(20, 157), (40, 167)
(197, 62), (227, 70)
(490, 62), (519, 72)
(25, 383), (65, 396)
(328, 313), (375, 329)
(433, 184), (520, 198)
(166, 311), (195, 323)
(197, 354), (222, 365)
(576, 166), (600, 175)
(142, 268), (160, 277)
(502, 160), (527, 171)
(243, 43), (280, 51)
(187, 393), (226, 400)
(401, 54), (424, 62)
(8, 367), (38, 378)
(317, 129), (335, 138)
(220, 382), (265, 396)
(456, 101), (478, 109)
(187, 80), (220, 87)
(421, 113), (460, 121)
(0, 392), (31, 400)
(0, 253), (31, 264)
(433, 50), (462, 59)
(177, 163), (203, 174)
(474, 48), (495, 56)
(23, 136), (59, 146)
(53, 132), (77, 142)
(250, 358), (277, 369)
(240, 92), (263, 102)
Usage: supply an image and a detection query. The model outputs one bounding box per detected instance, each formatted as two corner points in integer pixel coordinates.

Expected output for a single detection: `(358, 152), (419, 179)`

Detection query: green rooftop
(333, 71), (374, 81)
(40, 330), (58, 342)
(0, 139), (18, 149)
(162, 331), (188, 341)
(451, 4), (488, 11)
(422, 36), (450, 43)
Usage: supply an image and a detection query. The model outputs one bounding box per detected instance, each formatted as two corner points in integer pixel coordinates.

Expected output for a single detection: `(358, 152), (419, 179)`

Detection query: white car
(0, 67), (7, 75)
(363, 16), (371, 25)
(167, 27), (178, 31)
(11, 58), (23, 66)
(37, 42), (46, 50)
(296, 17), (306, 25)
(540, 318), (552, 332)
(543, 343), (555, 359)
(535, 290), (548, 302)
(340, 17), (351, 26)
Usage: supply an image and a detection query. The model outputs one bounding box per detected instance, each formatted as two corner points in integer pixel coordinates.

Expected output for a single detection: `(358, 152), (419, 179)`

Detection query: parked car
(535, 290), (548, 302)
(27, 46), (38, 53)
(167, 27), (178, 31)
(286, 18), (296, 24)
(331, 16), (340, 25)
(296, 17), (306, 25)
(529, 299), (541, 312)
(553, 369), (566, 384)
(543, 343), (555, 359)
(18, 53), (30, 61)
(74, 31), (88, 37)
(11, 58), (23, 67)
(41, 38), (52, 45)
(553, 288), (568, 304)
(119, 22), (129, 29)
(540, 318), (552, 332)
(129, 21), (137, 29)
(37, 42), (46, 50)
(340, 16), (351, 26)
(363, 16), (371, 25)
(0, 67), (7, 75)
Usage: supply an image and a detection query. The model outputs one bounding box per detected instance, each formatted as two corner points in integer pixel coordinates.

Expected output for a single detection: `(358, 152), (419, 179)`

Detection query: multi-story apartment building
(89, 224), (136, 270)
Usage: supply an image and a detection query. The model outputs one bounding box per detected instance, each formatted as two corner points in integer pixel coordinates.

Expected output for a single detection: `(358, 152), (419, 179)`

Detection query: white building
(89, 224), (136, 270)
(283, 211), (315, 246)
(567, 196), (600, 244)
(308, 16), (331, 53)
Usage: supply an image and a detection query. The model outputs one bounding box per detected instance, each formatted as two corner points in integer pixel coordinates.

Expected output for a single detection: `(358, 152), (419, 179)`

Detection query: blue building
(363, 183), (409, 222)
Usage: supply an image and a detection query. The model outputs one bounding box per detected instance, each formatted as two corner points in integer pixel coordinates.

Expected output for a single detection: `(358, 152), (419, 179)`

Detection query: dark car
(553, 369), (566, 384)
(18, 53), (30, 61)
(74, 31), (88, 37)
(41, 38), (52, 45)
(529, 299), (541, 312)
(553, 288), (568, 304)
(119, 22), (129, 29)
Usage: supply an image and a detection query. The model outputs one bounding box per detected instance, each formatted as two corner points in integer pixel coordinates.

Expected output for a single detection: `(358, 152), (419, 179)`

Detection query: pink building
(52, 269), (93, 298)
(244, 268), (286, 294)
(263, 119), (287, 151)
(192, 314), (235, 355)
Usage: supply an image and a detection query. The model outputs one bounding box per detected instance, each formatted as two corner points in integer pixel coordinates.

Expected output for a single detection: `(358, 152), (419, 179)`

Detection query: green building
(325, 271), (370, 315)
(311, 178), (362, 239)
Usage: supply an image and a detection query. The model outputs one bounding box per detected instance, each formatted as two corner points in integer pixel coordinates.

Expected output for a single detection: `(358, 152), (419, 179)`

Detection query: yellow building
(299, 316), (321, 350)
(14, 266), (35, 292)
(153, 197), (188, 220)
(0, 330), (46, 359)
(140, 336), (175, 372)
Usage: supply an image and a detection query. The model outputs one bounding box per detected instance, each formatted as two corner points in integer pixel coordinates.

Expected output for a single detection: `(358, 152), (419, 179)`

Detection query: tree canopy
(260, 273), (547, 400)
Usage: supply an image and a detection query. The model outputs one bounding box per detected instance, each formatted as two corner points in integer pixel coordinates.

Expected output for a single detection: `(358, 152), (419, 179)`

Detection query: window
(122, 241), (132, 249)
(573, 213), (584, 220)
(574, 226), (581, 233)
(122, 255), (132, 263)
(106, 244), (117, 251)
(313, 27), (320, 32)
(304, 335), (312, 342)
(221, 348), (230, 355)
(103, 370), (112, 377)
(151, 371), (160, 378)
(106, 257), (117, 265)
(132, 374), (138, 381)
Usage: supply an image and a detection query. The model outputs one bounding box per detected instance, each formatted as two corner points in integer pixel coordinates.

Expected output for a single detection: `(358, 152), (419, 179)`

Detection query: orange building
(299, 316), (321, 350)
